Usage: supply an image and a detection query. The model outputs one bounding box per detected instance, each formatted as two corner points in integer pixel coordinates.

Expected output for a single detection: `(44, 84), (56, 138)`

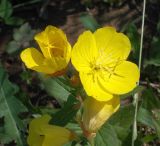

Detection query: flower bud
(20, 25), (71, 75)
(82, 96), (120, 134)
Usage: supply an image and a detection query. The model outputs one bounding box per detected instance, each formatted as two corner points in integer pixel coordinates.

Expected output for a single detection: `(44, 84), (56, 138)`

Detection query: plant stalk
(89, 137), (95, 146)
(132, 0), (146, 146)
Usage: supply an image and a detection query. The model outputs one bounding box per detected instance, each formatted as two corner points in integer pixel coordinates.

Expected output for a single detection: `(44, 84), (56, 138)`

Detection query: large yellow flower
(82, 96), (120, 134)
(20, 25), (71, 74)
(71, 27), (140, 101)
(27, 115), (74, 146)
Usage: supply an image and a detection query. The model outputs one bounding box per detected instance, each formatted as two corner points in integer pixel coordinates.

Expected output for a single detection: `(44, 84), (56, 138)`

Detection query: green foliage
(0, 65), (27, 145)
(95, 123), (121, 146)
(66, 123), (82, 136)
(0, 0), (12, 19)
(50, 95), (79, 126)
(40, 75), (76, 105)
(6, 23), (36, 54)
(153, 111), (160, 138)
(95, 105), (135, 146)
(143, 18), (160, 69)
(0, 0), (23, 25)
(137, 88), (160, 140)
(144, 36), (160, 67)
(40, 74), (80, 127)
(141, 88), (160, 110)
(125, 23), (140, 63)
(120, 85), (144, 99)
(138, 107), (155, 128)
(80, 14), (100, 32)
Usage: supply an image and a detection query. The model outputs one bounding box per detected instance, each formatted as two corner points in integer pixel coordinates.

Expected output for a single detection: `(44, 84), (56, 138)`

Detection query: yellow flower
(71, 27), (140, 101)
(82, 96), (120, 134)
(27, 115), (74, 146)
(20, 25), (71, 75)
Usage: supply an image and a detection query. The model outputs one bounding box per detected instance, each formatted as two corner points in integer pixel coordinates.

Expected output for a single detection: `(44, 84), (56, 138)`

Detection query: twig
(140, 81), (160, 89)
(39, 0), (51, 17)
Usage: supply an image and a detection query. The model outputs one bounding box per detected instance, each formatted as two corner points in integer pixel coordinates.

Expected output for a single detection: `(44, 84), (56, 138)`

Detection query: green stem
(89, 137), (95, 146)
(132, 0), (146, 146)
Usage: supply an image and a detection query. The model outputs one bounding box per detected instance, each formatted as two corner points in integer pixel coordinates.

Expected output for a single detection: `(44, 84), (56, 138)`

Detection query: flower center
(48, 44), (64, 57)
(90, 57), (123, 80)
(51, 47), (64, 57)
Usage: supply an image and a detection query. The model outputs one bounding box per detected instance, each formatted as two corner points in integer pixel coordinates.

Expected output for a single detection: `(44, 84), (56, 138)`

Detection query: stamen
(48, 44), (64, 57)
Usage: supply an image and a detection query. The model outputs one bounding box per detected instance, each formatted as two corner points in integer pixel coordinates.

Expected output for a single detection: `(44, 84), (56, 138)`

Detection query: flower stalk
(132, 0), (146, 145)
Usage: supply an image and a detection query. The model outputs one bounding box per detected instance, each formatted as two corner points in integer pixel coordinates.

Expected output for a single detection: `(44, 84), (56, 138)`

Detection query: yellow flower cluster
(21, 25), (140, 146)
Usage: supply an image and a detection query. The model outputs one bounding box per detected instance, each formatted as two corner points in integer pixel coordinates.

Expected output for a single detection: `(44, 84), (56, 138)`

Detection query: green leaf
(157, 19), (160, 33)
(6, 23), (36, 54)
(0, 65), (27, 145)
(109, 105), (135, 140)
(138, 88), (160, 139)
(80, 14), (100, 32)
(13, 23), (35, 42)
(151, 37), (160, 57)
(144, 58), (160, 67)
(144, 37), (160, 67)
(120, 86), (144, 99)
(137, 107), (155, 128)
(95, 105), (135, 146)
(50, 95), (79, 126)
(6, 40), (20, 54)
(153, 111), (160, 139)
(4, 16), (24, 26)
(126, 23), (140, 62)
(63, 141), (76, 146)
(95, 123), (121, 146)
(141, 134), (157, 143)
(66, 123), (82, 136)
(39, 75), (75, 104)
(141, 88), (160, 110)
(0, 0), (13, 19)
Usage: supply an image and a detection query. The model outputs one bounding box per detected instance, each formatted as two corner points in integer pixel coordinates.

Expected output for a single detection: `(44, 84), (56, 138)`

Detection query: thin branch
(140, 81), (160, 89)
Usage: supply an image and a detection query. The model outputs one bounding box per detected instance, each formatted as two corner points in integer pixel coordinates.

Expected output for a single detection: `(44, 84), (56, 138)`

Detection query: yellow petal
(94, 27), (131, 66)
(98, 61), (140, 94)
(50, 57), (68, 73)
(43, 135), (70, 146)
(83, 96), (120, 133)
(20, 47), (44, 68)
(42, 125), (71, 137)
(34, 30), (50, 58)
(45, 26), (71, 62)
(27, 132), (44, 146)
(27, 115), (51, 146)
(71, 31), (98, 73)
(27, 115), (73, 146)
(42, 125), (72, 146)
(35, 25), (71, 62)
(20, 48), (54, 74)
(94, 26), (116, 51)
(80, 72), (113, 101)
(29, 115), (51, 134)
